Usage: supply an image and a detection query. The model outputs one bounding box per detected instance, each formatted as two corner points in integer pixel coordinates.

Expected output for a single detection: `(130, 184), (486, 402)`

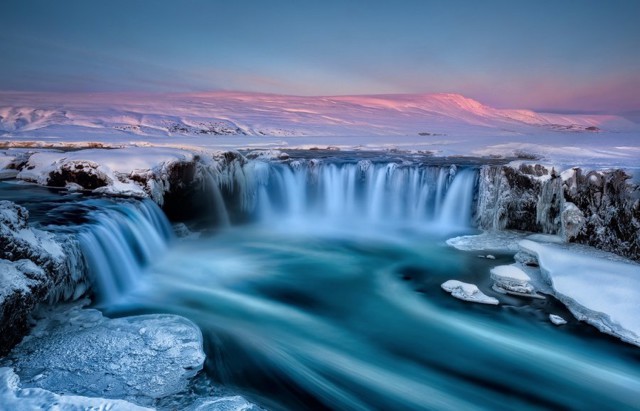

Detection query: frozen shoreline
(447, 231), (640, 347)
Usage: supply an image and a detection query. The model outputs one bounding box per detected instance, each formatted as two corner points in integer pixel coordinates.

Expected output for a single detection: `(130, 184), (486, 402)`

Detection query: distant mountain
(0, 91), (635, 139)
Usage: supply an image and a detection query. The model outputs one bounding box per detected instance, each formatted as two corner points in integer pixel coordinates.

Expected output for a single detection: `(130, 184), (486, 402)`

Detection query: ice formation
(2, 302), (206, 407)
(0, 367), (151, 411)
(441, 280), (499, 305)
(518, 239), (640, 347)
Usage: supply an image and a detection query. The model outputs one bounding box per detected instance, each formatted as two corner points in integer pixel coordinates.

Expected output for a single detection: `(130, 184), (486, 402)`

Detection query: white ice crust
(519, 239), (640, 346)
(549, 314), (567, 326)
(0, 367), (151, 411)
(3, 302), (206, 407)
(441, 280), (499, 305)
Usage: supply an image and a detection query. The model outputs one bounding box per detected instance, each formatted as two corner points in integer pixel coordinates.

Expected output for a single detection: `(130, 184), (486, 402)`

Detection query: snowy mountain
(0, 91), (635, 139)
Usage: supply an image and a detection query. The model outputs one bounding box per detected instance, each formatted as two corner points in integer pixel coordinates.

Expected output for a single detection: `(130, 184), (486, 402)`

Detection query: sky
(0, 0), (639, 113)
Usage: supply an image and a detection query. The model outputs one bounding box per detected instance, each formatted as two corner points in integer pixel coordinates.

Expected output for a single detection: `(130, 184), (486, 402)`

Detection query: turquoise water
(107, 222), (640, 411)
(3, 158), (640, 411)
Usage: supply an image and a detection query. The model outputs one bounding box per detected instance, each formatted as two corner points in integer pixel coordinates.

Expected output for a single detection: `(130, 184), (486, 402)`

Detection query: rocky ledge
(0, 200), (87, 355)
(476, 163), (640, 261)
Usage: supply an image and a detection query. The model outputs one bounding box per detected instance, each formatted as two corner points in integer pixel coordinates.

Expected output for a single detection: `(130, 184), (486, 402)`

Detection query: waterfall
(79, 199), (173, 304)
(215, 159), (477, 229)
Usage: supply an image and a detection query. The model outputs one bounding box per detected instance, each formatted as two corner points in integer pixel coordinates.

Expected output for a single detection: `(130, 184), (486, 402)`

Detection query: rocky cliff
(476, 163), (640, 261)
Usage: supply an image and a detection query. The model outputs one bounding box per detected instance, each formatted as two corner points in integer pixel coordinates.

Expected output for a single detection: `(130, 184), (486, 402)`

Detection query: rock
(0, 367), (152, 411)
(490, 264), (537, 296)
(2, 302), (206, 407)
(441, 280), (499, 305)
(0, 201), (87, 355)
(476, 164), (640, 261)
(549, 314), (567, 326)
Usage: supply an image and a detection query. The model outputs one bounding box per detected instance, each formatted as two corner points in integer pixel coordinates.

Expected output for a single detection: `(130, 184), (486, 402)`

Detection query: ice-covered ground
(447, 231), (640, 346)
(1, 301), (206, 407)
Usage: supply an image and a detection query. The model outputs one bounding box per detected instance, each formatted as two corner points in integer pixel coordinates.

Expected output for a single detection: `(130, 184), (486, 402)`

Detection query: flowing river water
(2, 156), (640, 410)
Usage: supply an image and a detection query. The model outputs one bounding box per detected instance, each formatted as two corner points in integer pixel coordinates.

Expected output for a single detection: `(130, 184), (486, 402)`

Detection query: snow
(0, 259), (45, 305)
(549, 314), (567, 326)
(2, 301), (206, 407)
(490, 264), (537, 296)
(518, 239), (640, 346)
(490, 265), (531, 282)
(16, 147), (196, 201)
(441, 280), (499, 305)
(446, 231), (527, 253)
(1, 91), (638, 170)
(0, 367), (151, 411)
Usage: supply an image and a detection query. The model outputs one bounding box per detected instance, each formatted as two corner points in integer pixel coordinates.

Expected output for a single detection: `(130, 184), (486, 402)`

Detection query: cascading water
(45, 156), (640, 411)
(79, 199), (173, 304)
(218, 159), (478, 229)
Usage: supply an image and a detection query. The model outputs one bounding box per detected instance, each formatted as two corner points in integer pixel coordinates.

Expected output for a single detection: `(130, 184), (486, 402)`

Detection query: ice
(16, 147), (196, 203)
(518, 239), (640, 346)
(185, 395), (263, 411)
(2, 301), (206, 407)
(0, 367), (152, 411)
(0, 259), (46, 306)
(490, 264), (537, 296)
(549, 314), (567, 326)
(446, 231), (527, 253)
(441, 280), (499, 305)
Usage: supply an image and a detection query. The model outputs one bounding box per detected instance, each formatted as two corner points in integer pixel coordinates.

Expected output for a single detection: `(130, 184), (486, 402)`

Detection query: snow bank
(2, 302), (206, 407)
(441, 280), (499, 305)
(0, 367), (151, 411)
(16, 147), (196, 204)
(519, 239), (640, 346)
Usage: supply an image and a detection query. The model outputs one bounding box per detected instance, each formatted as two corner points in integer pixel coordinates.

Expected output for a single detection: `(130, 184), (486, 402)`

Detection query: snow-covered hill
(0, 91), (635, 139)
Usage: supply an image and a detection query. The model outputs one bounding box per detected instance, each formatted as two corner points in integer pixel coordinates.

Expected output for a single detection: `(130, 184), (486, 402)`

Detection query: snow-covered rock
(476, 164), (640, 261)
(518, 239), (640, 346)
(245, 149), (290, 160)
(441, 280), (499, 305)
(2, 302), (206, 407)
(0, 367), (151, 411)
(16, 147), (198, 205)
(0, 201), (87, 355)
(490, 264), (536, 296)
(549, 314), (567, 326)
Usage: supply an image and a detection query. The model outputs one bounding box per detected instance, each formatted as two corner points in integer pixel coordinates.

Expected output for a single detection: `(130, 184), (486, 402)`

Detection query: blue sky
(1, 0), (638, 112)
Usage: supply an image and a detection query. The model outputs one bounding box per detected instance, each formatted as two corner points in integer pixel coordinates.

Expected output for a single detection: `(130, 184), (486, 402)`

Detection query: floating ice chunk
(446, 231), (525, 253)
(186, 395), (263, 411)
(441, 280), (499, 305)
(549, 314), (567, 326)
(0, 367), (151, 411)
(3, 302), (206, 406)
(486, 254), (496, 260)
(490, 264), (537, 297)
(519, 239), (640, 347)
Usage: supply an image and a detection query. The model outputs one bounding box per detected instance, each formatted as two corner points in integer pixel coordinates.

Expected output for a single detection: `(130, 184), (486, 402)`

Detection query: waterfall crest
(214, 160), (478, 229)
(79, 199), (172, 304)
